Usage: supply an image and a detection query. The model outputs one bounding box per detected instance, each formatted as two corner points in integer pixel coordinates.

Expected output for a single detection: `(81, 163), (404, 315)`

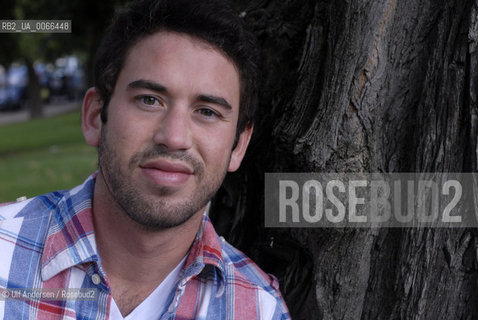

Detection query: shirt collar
(181, 212), (227, 296)
(40, 173), (228, 294)
(41, 173), (99, 281)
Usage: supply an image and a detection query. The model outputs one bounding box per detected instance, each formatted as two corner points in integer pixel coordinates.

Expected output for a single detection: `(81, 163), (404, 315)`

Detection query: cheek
(108, 110), (153, 147)
(198, 135), (233, 168)
(202, 152), (232, 179)
(101, 123), (140, 167)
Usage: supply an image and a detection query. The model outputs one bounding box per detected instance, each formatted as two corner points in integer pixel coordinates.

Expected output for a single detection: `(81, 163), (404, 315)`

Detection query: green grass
(0, 111), (98, 202)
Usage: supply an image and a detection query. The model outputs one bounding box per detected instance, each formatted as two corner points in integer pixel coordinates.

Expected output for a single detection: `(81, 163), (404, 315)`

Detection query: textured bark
(210, 0), (478, 319)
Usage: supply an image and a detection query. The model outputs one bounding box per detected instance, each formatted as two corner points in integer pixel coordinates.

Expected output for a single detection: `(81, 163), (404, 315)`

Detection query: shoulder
(0, 174), (96, 222)
(0, 192), (66, 254)
(0, 191), (65, 221)
(221, 239), (279, 290)
(0, 192), (66, 282)
(220, 238), (291, 319)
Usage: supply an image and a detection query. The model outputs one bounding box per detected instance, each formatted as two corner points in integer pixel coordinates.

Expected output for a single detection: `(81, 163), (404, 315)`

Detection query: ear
(228, 125), (253, 172)
(81, 87), (103, 147)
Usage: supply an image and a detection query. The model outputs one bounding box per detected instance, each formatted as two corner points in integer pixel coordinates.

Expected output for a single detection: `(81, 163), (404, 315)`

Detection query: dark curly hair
(93, 0), (260, 134)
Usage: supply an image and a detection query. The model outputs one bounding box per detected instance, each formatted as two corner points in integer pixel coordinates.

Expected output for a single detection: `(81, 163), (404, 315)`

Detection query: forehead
(117, 31), (241, 109)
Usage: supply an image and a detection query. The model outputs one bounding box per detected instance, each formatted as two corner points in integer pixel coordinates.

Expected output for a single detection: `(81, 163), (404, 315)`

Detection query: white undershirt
(108, 257), (186, 320)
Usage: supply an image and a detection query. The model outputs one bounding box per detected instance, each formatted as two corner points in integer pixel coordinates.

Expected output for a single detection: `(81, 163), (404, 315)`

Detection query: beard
(97, 127), (229, 230)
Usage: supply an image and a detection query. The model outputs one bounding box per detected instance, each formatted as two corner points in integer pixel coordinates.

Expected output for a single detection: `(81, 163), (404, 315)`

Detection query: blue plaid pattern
(0, 174), (290, 319)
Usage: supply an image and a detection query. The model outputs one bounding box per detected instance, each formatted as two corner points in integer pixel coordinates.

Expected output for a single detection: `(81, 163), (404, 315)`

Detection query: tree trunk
(211, 0), (478, 319)
(25, 58), (43, 119)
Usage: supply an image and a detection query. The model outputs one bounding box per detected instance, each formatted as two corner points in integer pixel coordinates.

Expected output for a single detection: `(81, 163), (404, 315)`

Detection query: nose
(152, 106), (192, 151)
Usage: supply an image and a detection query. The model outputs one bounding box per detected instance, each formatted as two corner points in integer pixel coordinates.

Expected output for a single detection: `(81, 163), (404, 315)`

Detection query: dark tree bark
(25, 58), (43, 119)
(211, 0), (478, 319)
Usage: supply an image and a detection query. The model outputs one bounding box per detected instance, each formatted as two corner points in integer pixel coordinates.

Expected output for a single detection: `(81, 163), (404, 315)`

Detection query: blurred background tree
(0, 0), (127, 117)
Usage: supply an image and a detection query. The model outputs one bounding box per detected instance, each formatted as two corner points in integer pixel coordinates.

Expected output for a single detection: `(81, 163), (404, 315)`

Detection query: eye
(134, 95), (164, 109)
(138, 95), (159, 105)
(197, 107), (220, 118)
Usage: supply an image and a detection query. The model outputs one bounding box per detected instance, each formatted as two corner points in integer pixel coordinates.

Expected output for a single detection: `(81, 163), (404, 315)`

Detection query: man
(0, 0), (290, 319)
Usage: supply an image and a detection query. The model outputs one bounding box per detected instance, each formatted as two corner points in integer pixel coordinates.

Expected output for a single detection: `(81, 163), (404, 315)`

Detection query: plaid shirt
(0, 174), (290, 319)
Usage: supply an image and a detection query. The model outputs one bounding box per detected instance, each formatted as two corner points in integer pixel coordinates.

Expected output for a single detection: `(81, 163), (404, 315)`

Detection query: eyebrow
(197, 94), (232, 111)
(128, 79), (168, 93)
(128, 79), (233, 111)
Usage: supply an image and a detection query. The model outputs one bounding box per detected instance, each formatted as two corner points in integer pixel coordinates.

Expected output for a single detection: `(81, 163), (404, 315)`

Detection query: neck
(92, 174), (204, 286)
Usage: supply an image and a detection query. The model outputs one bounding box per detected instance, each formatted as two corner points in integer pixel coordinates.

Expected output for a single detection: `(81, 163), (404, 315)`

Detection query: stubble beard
(97, 127), (229, 231)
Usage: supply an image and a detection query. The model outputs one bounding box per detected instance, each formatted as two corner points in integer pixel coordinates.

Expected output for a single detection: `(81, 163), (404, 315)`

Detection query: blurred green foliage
(0, 110), (97, 202)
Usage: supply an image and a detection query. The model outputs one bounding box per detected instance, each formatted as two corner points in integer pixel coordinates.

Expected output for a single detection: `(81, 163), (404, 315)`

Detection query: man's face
(83, 31), (252, 229)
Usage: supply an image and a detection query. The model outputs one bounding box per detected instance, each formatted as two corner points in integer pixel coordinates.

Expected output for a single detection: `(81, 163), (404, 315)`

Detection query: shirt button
(91, 274), (101, 285)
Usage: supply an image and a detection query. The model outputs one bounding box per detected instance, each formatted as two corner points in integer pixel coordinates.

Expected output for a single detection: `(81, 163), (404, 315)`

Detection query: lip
(141, 159), (194, 174)
(140, 159), (193, 187)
